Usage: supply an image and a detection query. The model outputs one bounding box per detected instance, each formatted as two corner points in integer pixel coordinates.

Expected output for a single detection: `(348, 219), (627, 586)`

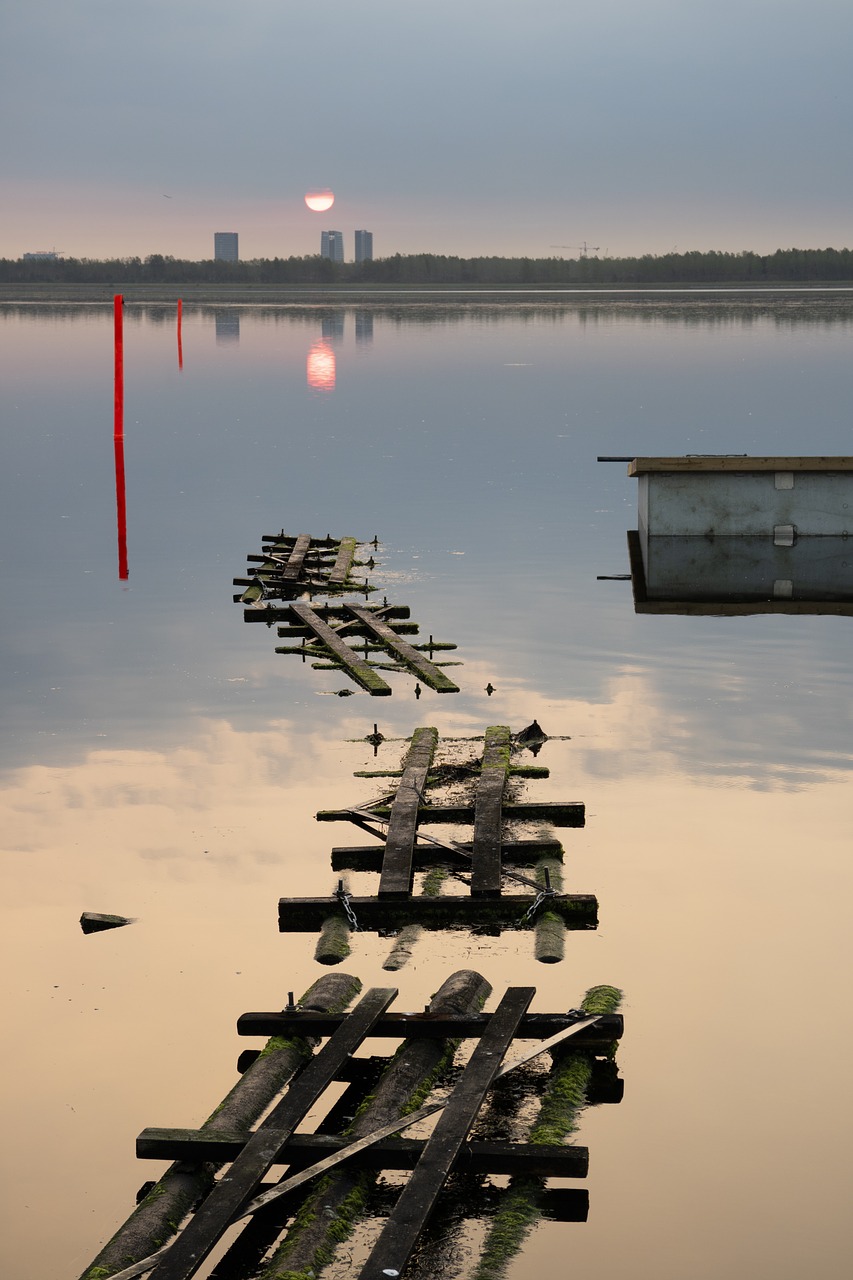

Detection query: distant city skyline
(3, 3), (852, 262)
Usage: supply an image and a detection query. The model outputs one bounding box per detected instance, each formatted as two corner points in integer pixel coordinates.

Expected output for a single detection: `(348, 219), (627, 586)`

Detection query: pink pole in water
(177, 297), (183, 369)
(113, 295), (128, 581)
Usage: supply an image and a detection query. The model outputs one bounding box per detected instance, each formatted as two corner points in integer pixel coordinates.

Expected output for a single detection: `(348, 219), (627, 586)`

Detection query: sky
(2, 0), (852, 262)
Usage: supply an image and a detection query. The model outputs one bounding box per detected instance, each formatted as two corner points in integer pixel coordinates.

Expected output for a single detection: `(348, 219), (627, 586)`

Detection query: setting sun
(304, 189), (335, 212)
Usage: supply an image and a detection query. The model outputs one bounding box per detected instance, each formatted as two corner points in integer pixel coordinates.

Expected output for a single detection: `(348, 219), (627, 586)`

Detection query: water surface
(1, 296), (852, 1279)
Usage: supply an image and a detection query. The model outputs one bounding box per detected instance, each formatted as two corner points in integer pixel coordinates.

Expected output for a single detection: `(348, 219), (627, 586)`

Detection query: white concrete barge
(627, 456), (853, 614)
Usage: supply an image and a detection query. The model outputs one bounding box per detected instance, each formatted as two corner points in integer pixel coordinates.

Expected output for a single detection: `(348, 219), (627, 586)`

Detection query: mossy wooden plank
(287, 602), (392, 695)
(472, 726), (511, 898)
(278, 532), (311, 580)
(378, 727), (439, 898)
(328, 536), (357, 584)
(344, 604), (460, 693)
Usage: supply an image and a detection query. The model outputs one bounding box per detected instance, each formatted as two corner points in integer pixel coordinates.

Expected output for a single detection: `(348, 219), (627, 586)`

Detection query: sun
(304, 190), (335, 212)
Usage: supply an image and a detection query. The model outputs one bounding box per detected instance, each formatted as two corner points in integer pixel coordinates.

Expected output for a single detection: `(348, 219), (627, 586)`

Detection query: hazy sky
(2, 0), (851, 261)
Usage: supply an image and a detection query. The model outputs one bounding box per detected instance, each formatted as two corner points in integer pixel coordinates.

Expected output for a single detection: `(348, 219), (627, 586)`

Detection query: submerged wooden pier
(82, 974), (622, 1280)
(280, 726), (595, 965)
(234, 531), (371, 602)
(79, 530), (623, 1280)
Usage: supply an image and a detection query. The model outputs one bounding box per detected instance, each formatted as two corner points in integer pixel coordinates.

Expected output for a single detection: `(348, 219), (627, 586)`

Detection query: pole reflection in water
(113, 293), (128, 582)
(307, 339), (336, 391)
(177, 297), (183, 370)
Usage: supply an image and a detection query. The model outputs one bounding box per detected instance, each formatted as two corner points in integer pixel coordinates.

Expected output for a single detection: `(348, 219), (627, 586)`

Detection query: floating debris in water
(80, 912), (135, 935)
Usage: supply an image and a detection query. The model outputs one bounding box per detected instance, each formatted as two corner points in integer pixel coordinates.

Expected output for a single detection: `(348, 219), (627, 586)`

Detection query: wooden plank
(278, 893), (597, 932)
(136, 1130), (589, 1178)
(238, 1010), (621, 1044)
(471, 726), (511, 898)
(147, 986), (397, 1280)
(629, 455), (853, 475)
(344, 604), (460, 693)
(378, 728), (438, 898)
(331, 839), (564, 871)
(362, 986), (535, 1278)
(328, 536), (357, 584)
(276, 532), (311, 579)
(317, 800), (585, 826)
(287, 602), (392, 695)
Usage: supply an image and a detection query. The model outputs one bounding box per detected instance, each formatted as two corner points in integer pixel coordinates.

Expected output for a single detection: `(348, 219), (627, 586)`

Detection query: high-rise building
(214, 232), (239, 262)
(354, 230), (373, 263)
(321, 230), (344, 263)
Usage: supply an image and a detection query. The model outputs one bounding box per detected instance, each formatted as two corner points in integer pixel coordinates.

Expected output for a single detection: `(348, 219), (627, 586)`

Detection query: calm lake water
(1, 293), (852, 1279)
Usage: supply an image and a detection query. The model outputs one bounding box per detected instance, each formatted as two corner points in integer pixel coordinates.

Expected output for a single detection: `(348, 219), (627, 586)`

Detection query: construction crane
(550, 242), (600, 257)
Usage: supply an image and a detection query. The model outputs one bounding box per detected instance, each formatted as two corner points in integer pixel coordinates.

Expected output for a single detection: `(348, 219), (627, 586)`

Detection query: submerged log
(77, 973), (362, 1280)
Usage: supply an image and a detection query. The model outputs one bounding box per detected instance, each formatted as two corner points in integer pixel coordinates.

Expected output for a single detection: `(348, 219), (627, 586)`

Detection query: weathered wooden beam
(378, 728), (439, 898)
(286, 602), (392, 695)
(345, 604), (460, 693)
(317, 801), (585, 826)
(331, 839), (564, 871)
(147, 987), (397, 1280)
(472, 726), (511, 898)
(237, 1010), (622, 1045)
(279, 532), (312, 581)
(362, 987), (534, 1278)
(278, 893), (597, 932)
(136, 1130), (589, 1178)
(328, 536), (357, 584)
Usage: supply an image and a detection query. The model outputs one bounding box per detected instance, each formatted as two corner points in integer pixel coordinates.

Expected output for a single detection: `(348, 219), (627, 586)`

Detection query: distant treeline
(2, 247), (853, 285)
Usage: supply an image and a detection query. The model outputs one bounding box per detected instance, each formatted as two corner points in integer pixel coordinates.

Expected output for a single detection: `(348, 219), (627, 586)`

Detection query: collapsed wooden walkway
(234, 532), (372, 603)
(278, 725), (596, 964)
(259, 601), (460, 695)
(84, 972), (622, 1280)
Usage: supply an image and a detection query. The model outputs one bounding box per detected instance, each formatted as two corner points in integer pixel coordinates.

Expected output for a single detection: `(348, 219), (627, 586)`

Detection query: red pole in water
(177, 297), (183, 369)
(113, 295), (128, 581)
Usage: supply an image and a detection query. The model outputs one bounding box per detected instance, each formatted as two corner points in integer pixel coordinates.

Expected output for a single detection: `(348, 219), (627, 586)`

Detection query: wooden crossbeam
(363, 987), (534, 1278)
(344, 603), (460, 693)
(278, 893), (597, 932)
(135, 1130), (589, 1178)
(237, 1010), (622, 1044)
(472, 726), (511, 897)
(378, 728), (438, 898)
(287, 602), (392, 695)
(330, 839), (564, 871)
(147, 987), (396, 1280)
(318, 801), (585, 826)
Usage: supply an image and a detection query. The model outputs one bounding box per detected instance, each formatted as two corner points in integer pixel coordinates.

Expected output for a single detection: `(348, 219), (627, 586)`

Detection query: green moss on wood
(314, 915), (352, 965)
(420, 865), (449, 896)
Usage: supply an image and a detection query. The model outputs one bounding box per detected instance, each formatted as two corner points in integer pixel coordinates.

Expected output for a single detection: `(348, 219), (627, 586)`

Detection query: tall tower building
(214, 232), (239, 262)
(354, 230), (373, 263)
(321, 230), (344, 263)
